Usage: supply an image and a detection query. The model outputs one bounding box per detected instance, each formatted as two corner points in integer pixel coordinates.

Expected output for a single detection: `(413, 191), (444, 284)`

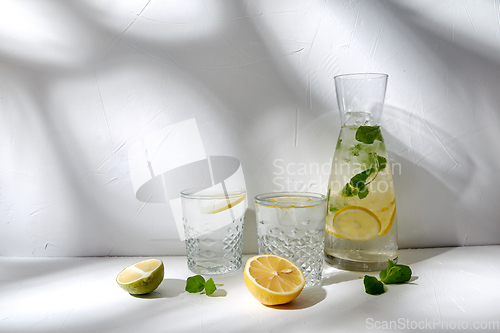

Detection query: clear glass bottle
(324, 73), (398, 271)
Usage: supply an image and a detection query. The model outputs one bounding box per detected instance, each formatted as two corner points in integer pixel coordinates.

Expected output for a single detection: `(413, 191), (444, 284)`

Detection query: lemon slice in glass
(269, 195), (313, 209)
(271, 196), (312, 203)
(329, 206), (381, 241)
(116, 258), (164, 294)
(204, 192), (246, 214)
(244, 254), (305, 306)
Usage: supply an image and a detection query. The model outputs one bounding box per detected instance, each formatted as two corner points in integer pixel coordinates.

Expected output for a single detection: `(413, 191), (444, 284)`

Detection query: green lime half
(116, 258), (164, 294)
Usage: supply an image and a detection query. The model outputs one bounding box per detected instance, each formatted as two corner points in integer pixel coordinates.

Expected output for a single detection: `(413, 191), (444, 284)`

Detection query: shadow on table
(321, 268), (364, 287)
(131, 278), (186, 299)
(398, 247), (454, 265)
(131, 277), (230, 299)
(269, 285), (327, 310)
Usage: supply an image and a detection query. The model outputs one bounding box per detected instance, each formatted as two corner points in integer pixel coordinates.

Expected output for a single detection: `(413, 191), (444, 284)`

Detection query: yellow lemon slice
(329, 206), (381, 241)
(328, 186), (396, 236)
(378, 204), (396, 236)
(271, 196), (312, 203)
(116, 258), (164, 295)
(358, 190), (396, 236)
(205, 193), (246, 214)
(269, 196), (315, 209)
(244, 254), (305, 306)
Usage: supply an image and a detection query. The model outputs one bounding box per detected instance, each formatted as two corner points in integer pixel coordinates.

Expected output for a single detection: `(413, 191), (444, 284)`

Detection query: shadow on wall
(243, 208), (258, 254)
(382, 105), (475, 248)
(378, 1), (500, 247)
(1, 0), (499, 257)
(242, 104), (478, 252)
(0, 1), (281, 256)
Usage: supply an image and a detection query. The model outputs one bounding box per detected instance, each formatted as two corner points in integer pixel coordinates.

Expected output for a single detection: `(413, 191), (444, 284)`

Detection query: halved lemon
(116, 258), (164, 294)
(244, 254), (305, 306)
(328, 206), (381, 241)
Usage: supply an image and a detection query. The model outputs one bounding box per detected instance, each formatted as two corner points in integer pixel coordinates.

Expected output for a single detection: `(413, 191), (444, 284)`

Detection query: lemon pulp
(327, 206), (381, 241)
(244, 254), (305, 306)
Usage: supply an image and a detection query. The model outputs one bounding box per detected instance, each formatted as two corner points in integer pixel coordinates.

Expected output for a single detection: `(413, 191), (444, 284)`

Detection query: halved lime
(116, 258), (164, 294)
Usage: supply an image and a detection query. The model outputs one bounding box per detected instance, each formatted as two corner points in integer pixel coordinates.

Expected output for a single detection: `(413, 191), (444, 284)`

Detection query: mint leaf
(357, 183), (369, 199)
(376, 155), (387, 171)
(185, 275), (220, 296)
(348, 168), (375, 199)
(350, 168), (374, 187)
(379, 260), (412, 284)
(349, 144), (363, 156)
(185, 275), (206, 293)
(356, 126), (383, 144)
(364, 275), (385, 295)
(204, 278), (216, 296)
(341, 183), (356, 197)
(341, 168), (375, 199)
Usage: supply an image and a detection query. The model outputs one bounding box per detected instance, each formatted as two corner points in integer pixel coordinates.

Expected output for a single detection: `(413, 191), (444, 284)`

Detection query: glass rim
(254, 191), (326, 207)
(334, 73), (388, 80)
(181, 187), (246, 200)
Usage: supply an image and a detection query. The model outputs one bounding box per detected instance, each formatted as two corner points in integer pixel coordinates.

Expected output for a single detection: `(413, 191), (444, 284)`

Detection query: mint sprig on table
(363, 275), (385, 295)
(380, 260), (412, 284)
(185, 275), (221, 296)
(363, 261), (412, 295)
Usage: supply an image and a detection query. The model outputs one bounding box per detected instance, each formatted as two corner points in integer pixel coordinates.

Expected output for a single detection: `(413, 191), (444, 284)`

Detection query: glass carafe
(324, 73), (398, 271)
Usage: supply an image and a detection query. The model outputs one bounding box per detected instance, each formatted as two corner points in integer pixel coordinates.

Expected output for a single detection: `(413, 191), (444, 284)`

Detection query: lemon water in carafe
(324, 74), (398, 271)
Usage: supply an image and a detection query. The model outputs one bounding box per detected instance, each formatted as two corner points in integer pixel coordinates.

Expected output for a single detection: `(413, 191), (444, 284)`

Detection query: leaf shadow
(406, 275), (419, 284)
(208, 288), (227, 297)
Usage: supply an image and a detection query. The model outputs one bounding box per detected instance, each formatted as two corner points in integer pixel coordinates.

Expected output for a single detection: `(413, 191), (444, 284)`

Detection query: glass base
(188, 259), (241, 275)
(324, 253), (398, 272)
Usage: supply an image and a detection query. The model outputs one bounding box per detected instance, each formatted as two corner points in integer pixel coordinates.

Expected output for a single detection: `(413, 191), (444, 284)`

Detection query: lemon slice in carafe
(328, 206), (381, 241)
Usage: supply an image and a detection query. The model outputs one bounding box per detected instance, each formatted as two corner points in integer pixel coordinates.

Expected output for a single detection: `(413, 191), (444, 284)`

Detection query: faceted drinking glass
(255, 192), (327, 288)
(181, 188), (247, 275)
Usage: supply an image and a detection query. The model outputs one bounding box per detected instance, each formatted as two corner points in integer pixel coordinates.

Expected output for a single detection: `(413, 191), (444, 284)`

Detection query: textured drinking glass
(181, 188), (247, 275)
(255, 192), (327, 288)
(325, 73), (398, 272)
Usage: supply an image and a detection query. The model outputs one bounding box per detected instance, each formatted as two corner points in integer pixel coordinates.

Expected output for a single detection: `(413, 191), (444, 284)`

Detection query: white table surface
(1, 246), (499, 333)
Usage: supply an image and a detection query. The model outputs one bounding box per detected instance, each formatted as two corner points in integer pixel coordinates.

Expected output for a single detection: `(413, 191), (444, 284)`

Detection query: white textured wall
(1, 0), (499, 256)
